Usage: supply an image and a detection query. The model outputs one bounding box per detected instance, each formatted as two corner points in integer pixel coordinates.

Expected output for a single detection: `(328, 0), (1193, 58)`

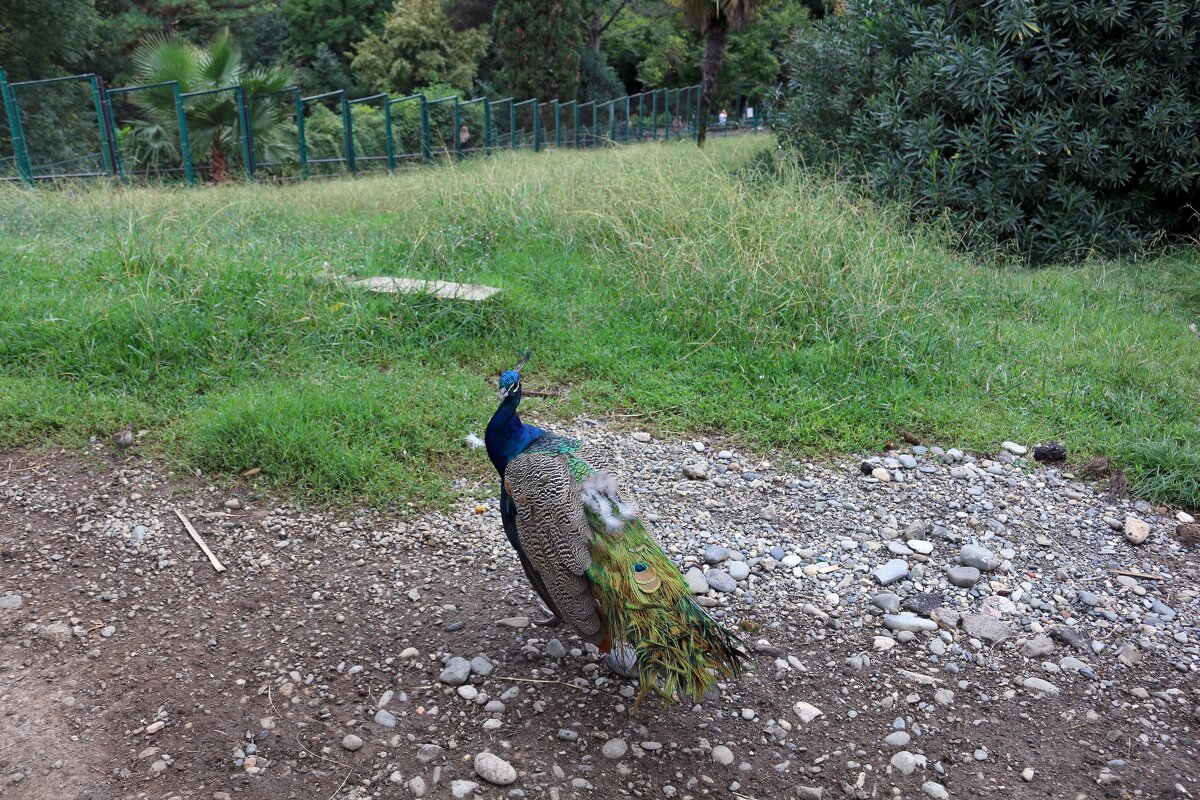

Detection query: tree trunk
(590, 3), (604, 51)
(210, 143), (228, 183)
(698, 17), (729, 149)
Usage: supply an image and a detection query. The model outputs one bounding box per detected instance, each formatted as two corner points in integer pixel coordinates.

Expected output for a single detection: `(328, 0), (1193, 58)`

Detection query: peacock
(484, 352), (745, 704)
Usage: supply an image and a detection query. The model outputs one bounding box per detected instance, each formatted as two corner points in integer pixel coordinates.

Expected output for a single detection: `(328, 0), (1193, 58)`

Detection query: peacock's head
(497, 350), (532, 402)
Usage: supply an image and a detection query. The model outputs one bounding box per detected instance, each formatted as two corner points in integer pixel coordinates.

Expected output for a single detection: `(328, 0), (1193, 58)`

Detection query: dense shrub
(777, 0), (1200, 263)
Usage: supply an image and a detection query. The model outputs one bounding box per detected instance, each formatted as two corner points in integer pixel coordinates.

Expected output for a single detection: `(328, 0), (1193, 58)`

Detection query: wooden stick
(497, 676), (588, 692)
(1108, 568), (1164, 581)
(175, 510), (227, 573)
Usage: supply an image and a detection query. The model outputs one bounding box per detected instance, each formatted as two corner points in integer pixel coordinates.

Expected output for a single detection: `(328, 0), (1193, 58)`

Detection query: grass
(1, 137), (1198, 508)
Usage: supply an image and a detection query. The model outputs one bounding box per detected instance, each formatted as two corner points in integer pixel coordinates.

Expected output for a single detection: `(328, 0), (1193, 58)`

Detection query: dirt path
(1, 430), (1197, 800)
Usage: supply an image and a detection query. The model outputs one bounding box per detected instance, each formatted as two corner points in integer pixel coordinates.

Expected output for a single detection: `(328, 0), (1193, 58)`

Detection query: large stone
(1020, 635), (1055, 659)
(872, 559), (910, 586)
(601, 739), (628, 760)
(793, 702), (824, 723)
(706, 570), (736, 593)
(871, 593), (901, 613)
(0, 595), (23, 611)
(703, 545), (728, 564)
(959, 544), (1000, 571)
(1022, 677), (1061, 696)
(439, 657), (472, 686)
(890, 751), (926, 776)
(963, 614), (1013, 643)
(473, 752), (517, 785)
(683, 462), (709, 480)
(884, 613), (938, 633)
(684, 567), (709, 594)
(1124, 516), (1150, 545)
(947, 566), (981, 588)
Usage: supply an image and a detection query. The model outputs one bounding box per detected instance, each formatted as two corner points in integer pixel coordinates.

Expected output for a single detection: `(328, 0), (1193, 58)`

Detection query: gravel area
(1, 420), (1198, 799)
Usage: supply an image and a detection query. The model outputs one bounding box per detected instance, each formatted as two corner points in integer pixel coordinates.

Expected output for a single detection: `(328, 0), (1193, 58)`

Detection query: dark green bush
(778, 0), (1200, 263)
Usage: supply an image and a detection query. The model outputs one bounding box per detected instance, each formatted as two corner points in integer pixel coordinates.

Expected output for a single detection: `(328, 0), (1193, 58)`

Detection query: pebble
(958, 544), (1000, 571)
(473, 752), (517, 785)
(963, 614), (1013, 643)
(706, 569), (736, 593)
(1023, 768), (1035, 782)
(885, 731), (911, 747)
(601, 738), (628, 760)
(922, 781), (949, 799)
(450, 780), (480, 798)
(439, 657), (472, 686)
(546, 638), (566, 658)
(872, 593), (901, 613)
(947, 565), (981, 587)
(727, 561), (750, 580)
(884, 613), (938, 633)
(704, 545), (728, 563)
(683, 462), (709, 480)
(711, 745), (734, 765)
(341, 734), (363, 752)
(1002, 441), (1027, 455)
(373, 709), (396, 728)
(890, 751), (924, 775)
(1022, 677), (1062, 696)
(684, 567), (709, 594)
(1124, 516), (1150, 545)
(872, 559), (909, 585)
(793, 702), (823, 723)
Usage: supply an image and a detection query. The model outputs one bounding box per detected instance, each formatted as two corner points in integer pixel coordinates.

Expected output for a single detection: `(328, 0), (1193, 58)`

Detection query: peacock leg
(533, 614), (562, 627)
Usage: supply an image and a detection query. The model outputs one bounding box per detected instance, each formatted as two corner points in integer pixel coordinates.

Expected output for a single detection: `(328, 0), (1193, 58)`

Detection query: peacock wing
(504, 451), (603, 643)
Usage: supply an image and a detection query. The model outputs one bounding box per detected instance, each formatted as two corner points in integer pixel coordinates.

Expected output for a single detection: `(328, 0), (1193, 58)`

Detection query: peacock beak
(497, 385), (510, 402)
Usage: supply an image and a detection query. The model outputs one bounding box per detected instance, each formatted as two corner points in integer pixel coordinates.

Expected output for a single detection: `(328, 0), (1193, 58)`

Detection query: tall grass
(1, 137), (1198, 507)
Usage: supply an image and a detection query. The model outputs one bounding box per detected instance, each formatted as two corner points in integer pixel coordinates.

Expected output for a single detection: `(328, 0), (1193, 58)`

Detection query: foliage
(87, 0), (280, 83)
(2, 140), (1198, 508)
(280, 0), (391, 61)
(0, 0), (98, 81)
(579, 46), (626, 102)
(128, 31), (296, 179)
(351, 0), (490, 95)
(297, 44), (356, 94)
(777, 0), (1200, 263)
(493, 0), (585, 99)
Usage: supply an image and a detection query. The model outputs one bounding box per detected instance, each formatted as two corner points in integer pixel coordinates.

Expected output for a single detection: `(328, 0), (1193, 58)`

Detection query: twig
(268, 685), (281, 719)
(523, 388), (571, 398)
(327, 768), (354, 800)
(1108, 568), (1165, 581)
(88, 765), (107, 776)
(174, 510), (226, 573)
(496, 676), (588, 692)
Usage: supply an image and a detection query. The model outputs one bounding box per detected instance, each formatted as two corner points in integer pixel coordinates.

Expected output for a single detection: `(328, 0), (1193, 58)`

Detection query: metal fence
(0, 67), (775, 187)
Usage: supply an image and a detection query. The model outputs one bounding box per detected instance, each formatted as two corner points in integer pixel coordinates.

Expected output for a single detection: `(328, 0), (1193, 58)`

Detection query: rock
(399, 647), (420, 660)
(873, 636), (896, 652)
(899, 454), (918, 469)
(373, 709), (396, 728)
(796, 787), (824, 800)
(1022, 768), (1035, 782)
(907, 539), (933, 554)
(922, 781), (949, 799)
(871, 593), (901, 613)
(473, 752), (517, 785)
(794, 702), (823, 723)
(546, 638), (566, 658)
(408, 777), (427, 797)
(711, 745), (734, 765)
(1116, 642), (1142, 667)
(959, 544), (1000, 571)
(931, 607), (961, 630)
(604, 644), (638, 678)
(145, 721), (165, 734)
(601, 738), (628, 760)
(727, 561), (750, 580)
(417, 744), (444, 764)
(450, 780), (480, 798)
(341, 734), (363, 752)
(769, 546), (786, 561)
(706, 569), (736, 593)
(632, 432), (651, 442)
(470, 655), (493, 676)
(439, 657), (472, 686)
(556, 729), (578, 742)
(872, 559), (909, 586)
(1020, 635), (1055, 659)
(947, 566), (981, 588)
(703, 545), (728, 564)
(900, 592), (942, 614)
(0, 595), (24, 610)
(1002, 441), (1027, 455)
(885, 731), (911, 747)
(963, 614), (1013, 643)
(883, 613), (938, 633)
(1123, 516), (1150, 545)
(871, 467), (892, 482)
(684, 567), (709, 594)
(890, 751), (925, 776)
(496, 617), (530, 628)
(683, 462), (709, 480)
(934, 689), (955, 706)
(1022, 677), (1061, 696)
(1048, 625), (1088, 651)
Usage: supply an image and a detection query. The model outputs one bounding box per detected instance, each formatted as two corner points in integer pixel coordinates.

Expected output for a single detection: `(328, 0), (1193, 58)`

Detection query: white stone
(794, 702), (823, 724)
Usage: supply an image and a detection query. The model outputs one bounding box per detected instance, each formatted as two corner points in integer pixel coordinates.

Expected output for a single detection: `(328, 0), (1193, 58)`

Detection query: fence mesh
(0, 73), (774, 186)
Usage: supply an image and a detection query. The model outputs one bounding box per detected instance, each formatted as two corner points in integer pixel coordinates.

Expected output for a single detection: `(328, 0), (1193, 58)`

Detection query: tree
(670, 0), (761, 147)
(280, 0), (391, 61)
(492, 0), (585, 100)
(129, 31), (295, 180)
(88, 0), (279, 83)
(0, 0), (99, 81)
(350, 0), (489, 95)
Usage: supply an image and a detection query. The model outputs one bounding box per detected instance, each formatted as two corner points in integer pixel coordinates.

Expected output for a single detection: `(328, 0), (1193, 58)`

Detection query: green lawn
(1, 138), (1198, 507)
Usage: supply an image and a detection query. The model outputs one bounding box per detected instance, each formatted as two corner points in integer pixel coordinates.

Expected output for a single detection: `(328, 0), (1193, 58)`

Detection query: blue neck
(485, 391), (543, 474)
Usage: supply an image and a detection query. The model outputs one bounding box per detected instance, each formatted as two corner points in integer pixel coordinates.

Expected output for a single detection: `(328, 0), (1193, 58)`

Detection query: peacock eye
(633, 562), (648, 573)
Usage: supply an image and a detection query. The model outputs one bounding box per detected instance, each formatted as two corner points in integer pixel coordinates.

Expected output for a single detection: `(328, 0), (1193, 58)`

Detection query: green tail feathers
(585, 517), (746, 704)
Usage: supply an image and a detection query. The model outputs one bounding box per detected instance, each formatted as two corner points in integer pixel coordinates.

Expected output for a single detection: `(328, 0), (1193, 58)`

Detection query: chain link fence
(0, 66), (777, 187)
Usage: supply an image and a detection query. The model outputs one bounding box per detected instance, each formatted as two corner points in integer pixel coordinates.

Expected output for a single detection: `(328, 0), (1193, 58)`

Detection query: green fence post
(102, 87), (124, 181)
(88, 75), (116, 177)
(384, 95), (395, 171)
(573, 102), (580, 149)
(454, 97), (462, 161)
(340, 91), (356, 174)
(0, 69), (33, 187)
(483, 98), (492, 154)
(174, 82), (196, 185)
(554, 101), (561, 148)
(533, 100), (541, 152)
(420, 95), (431, 163)
(509, 101), (516, 150)
(650, 90), (658, 140)
(625, 95), (632, 143)
(239, 86), (258, 179)
(293, 89), (306, 180)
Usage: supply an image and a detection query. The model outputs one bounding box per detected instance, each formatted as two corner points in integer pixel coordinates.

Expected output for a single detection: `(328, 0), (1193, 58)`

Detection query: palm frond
(200, 30), (241, 88)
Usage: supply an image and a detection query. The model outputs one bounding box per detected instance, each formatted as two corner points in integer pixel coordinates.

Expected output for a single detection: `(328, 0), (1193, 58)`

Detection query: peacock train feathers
(484, 353), (745, 705)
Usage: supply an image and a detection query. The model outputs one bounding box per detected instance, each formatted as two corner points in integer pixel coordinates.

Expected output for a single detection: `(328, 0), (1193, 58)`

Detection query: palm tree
(670, 0), (760, 148)
(130, 31), (295, 181)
